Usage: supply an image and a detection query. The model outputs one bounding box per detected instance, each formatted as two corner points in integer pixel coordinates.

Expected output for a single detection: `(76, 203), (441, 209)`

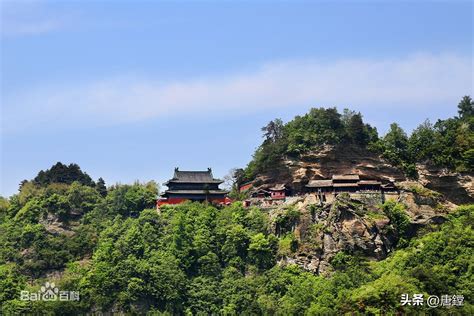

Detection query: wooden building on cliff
(332, 174), (361, 193)
(157, 168), (229, 207)
(269, 184), (286, 200)
(306, 174), (394, 194)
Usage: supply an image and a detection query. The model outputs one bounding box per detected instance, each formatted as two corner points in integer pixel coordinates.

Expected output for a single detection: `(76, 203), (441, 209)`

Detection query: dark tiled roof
(251, 189), (270, 194)
(333, 182), (359, 187)
(164, 190), (229, 195)
(332, 174), (360, 181)
(306, 180), (333, 187)
(166, 168), (223, 184)
(358, 180), (381, 185)
(269, 184), (286, 191)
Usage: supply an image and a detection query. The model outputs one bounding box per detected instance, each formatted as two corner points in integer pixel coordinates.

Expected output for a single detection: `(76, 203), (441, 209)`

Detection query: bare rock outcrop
(276, 194), (395, 275)
(416, 164), (474, 205)
(250, 145), (471, 275)
(275, 188), (453, 275)
(254, 145), (405, 193)
(251, 145), (473, 205)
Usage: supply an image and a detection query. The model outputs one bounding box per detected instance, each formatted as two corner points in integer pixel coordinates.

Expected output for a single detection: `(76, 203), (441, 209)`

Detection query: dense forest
(0, 97), (473, 314)
(1, 177), (472, 314)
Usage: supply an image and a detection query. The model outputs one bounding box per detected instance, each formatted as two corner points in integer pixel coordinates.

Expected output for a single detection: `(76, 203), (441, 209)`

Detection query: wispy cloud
(1, 1), (66, 37)
(2, 18), (61, 36)
(2, 53), (473, 133)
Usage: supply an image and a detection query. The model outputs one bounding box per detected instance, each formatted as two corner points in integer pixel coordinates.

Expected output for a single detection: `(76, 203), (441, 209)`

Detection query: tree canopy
(1, 178), (472, 314)
(243, 96), (473, 182)
(1, 96), (473, 314)
(33, 162), (95, 187)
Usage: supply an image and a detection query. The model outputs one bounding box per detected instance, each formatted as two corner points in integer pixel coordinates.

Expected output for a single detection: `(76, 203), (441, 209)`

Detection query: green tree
(261, 118), (284, 142)
(248, 233), (278, 270)
(432, 118), (461, 169)
(382, 123), (409, 164)
(0, 197), (9, 222)
(96, 177), (107, 197)
(381, 201), (410, 240)
(186, 276), (222, 314)
(345, 112), (370, 145)
(0, 264), (27, 306)
(408, 119), (435, 162)
(33, 162), (95, 187)
(458, 95), (474, 119)
(106, 182), (157, 217)
(348, 273), (421, 314)
(221, 224), (250, 267)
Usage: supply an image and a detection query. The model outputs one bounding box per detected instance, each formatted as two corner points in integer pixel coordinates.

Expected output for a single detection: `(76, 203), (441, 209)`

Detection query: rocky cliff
(416, 164), (474, 205)
(249, 144), (473, 274)
(252, 144), (405, 191)
(250, 144), (473, 205)
(273, 185), (456, 275)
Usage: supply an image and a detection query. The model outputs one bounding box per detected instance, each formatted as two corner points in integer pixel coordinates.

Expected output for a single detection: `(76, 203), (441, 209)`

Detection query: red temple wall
(271, 191), (286, 200)
(157, 197), (228, 207)
(239, 183), (253, 192)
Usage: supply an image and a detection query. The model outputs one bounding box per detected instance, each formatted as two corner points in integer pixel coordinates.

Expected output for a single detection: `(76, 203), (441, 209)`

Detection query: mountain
(243, 143), (473, 204)
(238, 97), (474, 205)
(0, 97), (473, 314)
(231, 97), (473, 278)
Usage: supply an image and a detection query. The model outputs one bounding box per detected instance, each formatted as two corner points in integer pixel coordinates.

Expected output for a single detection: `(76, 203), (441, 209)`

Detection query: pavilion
(157, 168), (229, 206)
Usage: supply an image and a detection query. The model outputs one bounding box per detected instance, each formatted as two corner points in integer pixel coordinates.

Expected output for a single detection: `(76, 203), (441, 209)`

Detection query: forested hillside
(240, 96), (474, 183)
(1, 179), (473, 314)
(0, 97), (473, 314)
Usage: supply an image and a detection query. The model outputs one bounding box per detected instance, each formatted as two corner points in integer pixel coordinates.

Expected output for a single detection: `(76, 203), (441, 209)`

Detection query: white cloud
(2, 53), (473, 133)
(2, 18), (61, 36)
(1, 1), (65, 37)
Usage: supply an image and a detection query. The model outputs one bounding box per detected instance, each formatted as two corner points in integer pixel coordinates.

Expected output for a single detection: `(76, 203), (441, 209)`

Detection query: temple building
(251, 189), (270, 199)
(157, 168), (229, 207)
(269, 184), (286, 200)
(247, 184), (287, 200)
(306, 174), (394, 194)
(332, 174), (360, 193)
(306, 179), (333, 193)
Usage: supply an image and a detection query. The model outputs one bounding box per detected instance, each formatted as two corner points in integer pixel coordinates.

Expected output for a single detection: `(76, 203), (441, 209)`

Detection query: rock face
(252, 144), (472, 274)
(416, 164), (474, 205)
(251, 145), (473, 205)
(254, 145), (406, 193)
(275, 188), (454, 275)
(275, 194), (395, 275)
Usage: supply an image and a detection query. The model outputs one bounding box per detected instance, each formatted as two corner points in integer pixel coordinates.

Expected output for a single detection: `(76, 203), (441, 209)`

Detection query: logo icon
(20, 281), (79, 301)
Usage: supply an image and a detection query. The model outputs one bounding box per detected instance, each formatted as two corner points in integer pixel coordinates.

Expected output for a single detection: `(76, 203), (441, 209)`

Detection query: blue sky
(1, 0), (473, 197)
